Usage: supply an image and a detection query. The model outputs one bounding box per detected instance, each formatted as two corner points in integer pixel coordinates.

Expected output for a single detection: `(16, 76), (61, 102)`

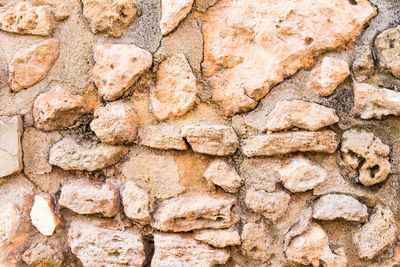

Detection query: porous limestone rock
(240, 157), (281, 192)
(152, 233), (230, 266)
(353, 82), (400, 119)
(150, 54), (197, 120)
(22, 242), (63, 267)
(181, 123), (238, 156)
(59, 179), (119, 217)
(245, 189), (290, 221)
(54, 4), (69, 21)
(278, 156), (326, 193)
(30, 194), (59, 236)
(0, 116), (22, 178)
(353, 205), (397, 259)
(82, 0), (139, 38)
(138, 125), (188, 150)
(203, 159), (242, 193)
(375, 26), (400, 78)
(92, 43), (152, 101)
(121, 181), (150, 224)
(90, 101), (137, 145)
(0, 2), (55, 36)
(241, 130), (338, 157)
(152, 192), (236, 232)
(309, 57), (350, 96)
(202, 0), (376, 115)
(33, 85), (88, 131)
(49, 137), (128, 171)
(241, 222), (273, 262)
(312, 194), (368, 222)
(341, 129), (390, 186)
(8, 39), (59, 92)
(68, 220), (145, 267)
(352, 45), (374, 82)
(194, 228), (241, 248)
(160, 0), (194, 35)
(265, 100), (339, 131)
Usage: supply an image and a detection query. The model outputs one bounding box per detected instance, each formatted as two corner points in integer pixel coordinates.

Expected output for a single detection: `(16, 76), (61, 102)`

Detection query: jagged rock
(49, 137), (128, 171)
(33, 85), (88, 131)
(203, 159), (242, 193)
(265, 100), (339, 131)
(241, 222), (273, 262)
(309, 57), (350, 96)
(181, 123), (238, 156)
(241, 130), (338, 157)
(22, 242), (63, 267)
(8, 39), (59, 92)
(312, 194), (368, 222)
(0, 116), (22, 178)
(353, 45), (374, 82)
(245, 189), (290, 221)
(202, 0), (376, 115)
(353, 82), (400, 119)
(152, 233), (230, 266)
(30, 194), (60, 236)
(150, 54), (197, 120)
(68, 220), (145, 267)
(0, 2), (55, 36)
(59, 179), (119, 217)
(82, 0), (139, 37)
(278, 156), (326, 193)
(90, 101), (137, 145)
(121, 181), (150, 224)
(194, 228), (241, 248)
(353, 205), (397, 259)
(160, 0), (194, 35)
(92, 43), (152, 101)
(341, 129), (390, 186)
(286, 224), (347, 267)
(375, 26), (400, 78)
(54, 4), (69, 21)
(152, 192), (236, 232)
(138, 125), (188, 150)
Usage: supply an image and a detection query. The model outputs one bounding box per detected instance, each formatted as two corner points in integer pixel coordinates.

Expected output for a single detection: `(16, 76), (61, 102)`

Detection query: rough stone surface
(150, 54), (197, 120)
(241, 222), (273, 262)
(245, 189), (290, 221)
(59, 179), (119, 217)
(8, 39), (59, 92)
(152, 233), (230, 266)
(202, 0), (376, 115)
(341, 129), (391, 186)
(194, 228), (240, 248)
(30, 194), (59, 236)
(160, 0), (194, 35)
(22, 242), (63, 267)
(352, 45), (374, 82)
(92, 43), (152, 101)
(121, 181), (150, 224)
(0, 116), (22, 178)
(203, 159), (242, 193)
(240, 157), (281, 192)
(375, 26), (400, 78)
(138, 125), (188, 150)
(49, 137), (128, 171)
(241, 130), (339, 157)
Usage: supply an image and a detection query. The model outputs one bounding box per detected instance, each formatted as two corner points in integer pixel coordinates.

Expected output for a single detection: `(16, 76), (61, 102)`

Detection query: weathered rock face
(30, 194), (59, 236)
(150, 54), (197, 120)
(82, 0), (139, 38)
(160, 0), (194, 35)
(203, 159), (242, 193)
(0, 116), (22, 178)
(241, 222), (273, 262)
(202, 0), (376, 115)
(152, 233), (230, 266)
(22, 242), (63, 267)
(245, 189), (290, 221)
(92, 44), (152, 101)
(68, 220), (145, 267)
(33, 85), (88, 131)
(152, 192), (236, 232)
(352, 45), (374, 82)
(194, 228), (241, 248)
(121, 181), (150, 224)
(375, 26), (400, 78)
(138, 125), (188, 150)
(240, 157), (281, 192)
(341, 130), (390, 186)
(8, 39), (59, 92)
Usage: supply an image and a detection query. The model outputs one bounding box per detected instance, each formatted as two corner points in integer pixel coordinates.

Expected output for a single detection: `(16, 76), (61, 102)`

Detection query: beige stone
(152, 191), (236, 232)
(309, 57), (350, 96)
(152, 233), (230, 266)
(160, 0), (194, 35)
(121, 181), (150, 224)
(150, 54), (197, 120)
(138, 125), (188, 150)
(241, 222), (273, 262)
(83, 0), (138, 38)
(369, 242), (400, 267)
(0, 116), (22, 178)
(54, 4), (69, 21)
(30, 194), (59, 236)
(92, 43), (152, 101)
(203, 159), (242, 193)
(33, 85), (88, 131)
(22, 242), (63, 267)
(202, 0), (376, 115)
(375, 26), (400, 78)
(341, 130), (390, 186)
(68, 220), (145, 267)
(59, 179), (119, 217)
(245, 189), (290, 221)
(181, 123), (238, 156)
(241, 130), (339, 157)
(353, 205), (397, 259)
(194, 228), (240, 248)
(352, 45), (374, 82)
(49, 137), (128, 171)
(0, 2), (55, 36)
(8, 39), (59, 92)
(240, 158), (280, 192)
(265, 100), (339, 131)
(278, 156), (326, 193)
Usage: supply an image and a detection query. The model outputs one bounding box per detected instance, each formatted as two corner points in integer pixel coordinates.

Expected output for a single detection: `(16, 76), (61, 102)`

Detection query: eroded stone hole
(370, 165), (380, 179)
(348, 0), (358, 5)
(305, 37), (313, 46)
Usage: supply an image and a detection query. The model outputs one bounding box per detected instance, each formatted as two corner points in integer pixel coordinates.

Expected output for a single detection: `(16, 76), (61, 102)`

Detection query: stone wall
(1, 0), (400, 266)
